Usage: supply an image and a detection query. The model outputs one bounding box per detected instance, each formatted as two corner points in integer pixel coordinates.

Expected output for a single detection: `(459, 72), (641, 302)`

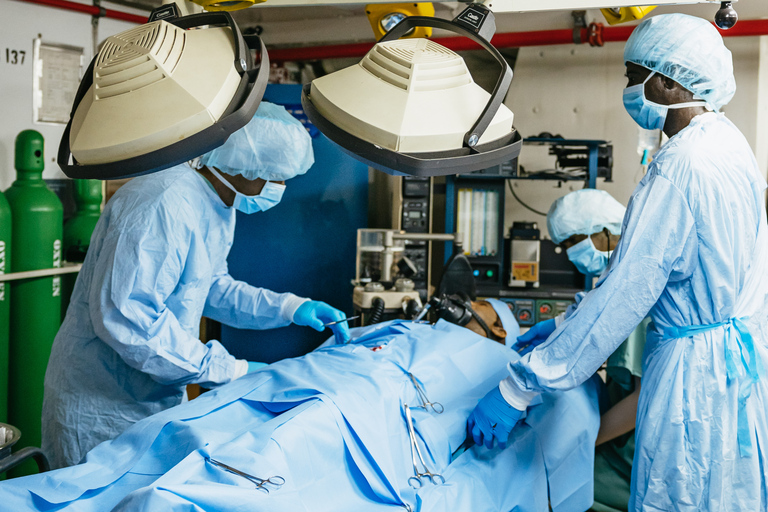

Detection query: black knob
(715, 2), (738, 30)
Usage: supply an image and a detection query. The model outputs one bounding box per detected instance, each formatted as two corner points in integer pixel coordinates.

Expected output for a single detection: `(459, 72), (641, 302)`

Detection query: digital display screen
(408, 211), (422, 219)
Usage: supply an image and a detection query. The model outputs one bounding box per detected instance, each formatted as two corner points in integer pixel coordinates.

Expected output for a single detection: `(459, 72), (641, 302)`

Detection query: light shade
(302, 5), (522, 177)
(310, 38), (514, 154)
(59, 11), (268, 180)
(70, 21), (239, 165)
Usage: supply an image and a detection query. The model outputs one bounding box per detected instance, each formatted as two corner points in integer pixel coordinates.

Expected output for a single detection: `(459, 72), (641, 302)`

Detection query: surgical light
(600, 6), (656, 25)
(381, 12), (407, 31)
(303, 4), (522, 177)
(58, 8), (269, 180)
(365, 3), (435, 41)
(190, 0), (265, 12)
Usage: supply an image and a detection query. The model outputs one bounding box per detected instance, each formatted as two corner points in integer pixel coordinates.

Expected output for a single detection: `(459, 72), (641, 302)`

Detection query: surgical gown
(503, 113), (768, 511)
(42, 164), (307, 469)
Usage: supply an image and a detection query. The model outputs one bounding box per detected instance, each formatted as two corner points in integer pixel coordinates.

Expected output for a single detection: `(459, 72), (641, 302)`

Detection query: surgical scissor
(408, 373), (444, 414)
(205, 456), (285, 493)
(404, 404), (445, 489)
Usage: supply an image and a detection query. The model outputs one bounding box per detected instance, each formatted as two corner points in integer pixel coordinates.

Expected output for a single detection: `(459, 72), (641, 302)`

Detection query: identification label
(512, 262), (539, 282)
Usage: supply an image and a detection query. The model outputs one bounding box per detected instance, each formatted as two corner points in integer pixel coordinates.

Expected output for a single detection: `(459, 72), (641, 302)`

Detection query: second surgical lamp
(302, 3), (523, 177)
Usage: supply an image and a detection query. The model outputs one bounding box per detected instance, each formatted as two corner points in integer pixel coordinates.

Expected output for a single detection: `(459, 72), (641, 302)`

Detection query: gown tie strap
(661, 317), (763, 457)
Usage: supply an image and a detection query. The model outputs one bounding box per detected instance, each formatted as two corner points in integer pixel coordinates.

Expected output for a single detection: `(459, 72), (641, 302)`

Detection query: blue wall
(221, 84), (369, 363)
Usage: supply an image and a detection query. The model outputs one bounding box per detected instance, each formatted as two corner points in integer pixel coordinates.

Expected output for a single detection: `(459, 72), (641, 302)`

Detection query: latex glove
(247, 362), (268, 373)
(294, 300), (351, 344)
(467, 386), (523, 449)
(512, 318), (556, 355)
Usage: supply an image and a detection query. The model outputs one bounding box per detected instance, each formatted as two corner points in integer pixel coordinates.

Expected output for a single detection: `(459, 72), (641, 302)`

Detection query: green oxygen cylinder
(61, 180), (102, 319)
(6, 130), (63, 477)
(0, 191), (10, 424)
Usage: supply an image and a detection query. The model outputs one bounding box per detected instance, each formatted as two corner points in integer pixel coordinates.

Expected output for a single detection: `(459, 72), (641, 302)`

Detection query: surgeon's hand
(467, 386), (523, 449)
(294, 301), (351, 344)
(248, 361), (268, 373)
(512, 318), (556, 355)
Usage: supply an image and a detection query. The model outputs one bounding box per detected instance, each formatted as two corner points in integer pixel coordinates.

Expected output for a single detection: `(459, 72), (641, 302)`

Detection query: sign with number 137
(5, 49), (26, 65)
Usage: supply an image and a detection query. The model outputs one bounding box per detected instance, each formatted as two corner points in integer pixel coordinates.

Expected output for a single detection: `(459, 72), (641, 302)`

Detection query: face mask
(208, 167), (286, 214)
(623, 71), (707, 131)
(566, 237), (610, 276)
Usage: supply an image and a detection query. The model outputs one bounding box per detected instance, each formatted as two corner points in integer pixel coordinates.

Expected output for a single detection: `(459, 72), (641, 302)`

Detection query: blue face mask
(623, 71), (707, 131)
(208, 167), (286, 214)
(566, 237), (610, 276)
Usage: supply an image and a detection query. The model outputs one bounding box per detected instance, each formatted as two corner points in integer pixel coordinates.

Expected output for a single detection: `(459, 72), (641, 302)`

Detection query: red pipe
(17, 0), (148, 24)
(14, 0), (768, 61)
(269, 18), (768, 62)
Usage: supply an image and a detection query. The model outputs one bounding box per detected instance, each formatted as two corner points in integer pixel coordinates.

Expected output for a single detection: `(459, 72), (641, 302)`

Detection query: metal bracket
(91, 0), (105, 18)
(571, 10), (586, 45)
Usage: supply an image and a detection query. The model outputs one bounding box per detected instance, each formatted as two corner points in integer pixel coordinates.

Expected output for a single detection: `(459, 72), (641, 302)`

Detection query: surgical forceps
(205, 457), (285, 493)
(322, 316), (360, 328)
(404, 404), (445, 489)
(408, 372), (444, 414)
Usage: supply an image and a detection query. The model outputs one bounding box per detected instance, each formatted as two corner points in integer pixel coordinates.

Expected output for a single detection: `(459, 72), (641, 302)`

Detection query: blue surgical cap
(200, 102), (315, 181)
(485, 298), (520, 347)
(624, 13), (735, 112)
(547, 189), (626, 244)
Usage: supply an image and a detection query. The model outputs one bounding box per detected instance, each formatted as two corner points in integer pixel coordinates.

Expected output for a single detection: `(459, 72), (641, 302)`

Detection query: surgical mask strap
(208, 166), (240, 194)
(208, 166), (261, 199)
(640, 71), (707, 110)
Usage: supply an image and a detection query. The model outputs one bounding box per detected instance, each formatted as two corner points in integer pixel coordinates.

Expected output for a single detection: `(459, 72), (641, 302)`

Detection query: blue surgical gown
(42, 164), (306, 469)
(502, 113), (768, 511)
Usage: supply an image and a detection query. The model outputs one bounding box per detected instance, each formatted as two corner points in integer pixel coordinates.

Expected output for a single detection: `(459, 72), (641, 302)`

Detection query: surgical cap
(485, 298), (520, 348)
(200, 102), (315, 181)
(547, 189), (626, 244)
(624, 13), (735, 112)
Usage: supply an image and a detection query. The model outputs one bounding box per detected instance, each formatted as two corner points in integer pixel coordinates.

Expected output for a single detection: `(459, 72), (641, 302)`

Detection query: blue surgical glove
(512, 318), (556, 355)
(247, 362), (268, 373)
(467, 386), (523, 449)
(294, 300), (351, 344)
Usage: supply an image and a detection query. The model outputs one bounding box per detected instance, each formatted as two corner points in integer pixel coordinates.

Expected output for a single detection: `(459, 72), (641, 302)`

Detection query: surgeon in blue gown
(42, 102), (351, 470)
(468, 14), (768, 511)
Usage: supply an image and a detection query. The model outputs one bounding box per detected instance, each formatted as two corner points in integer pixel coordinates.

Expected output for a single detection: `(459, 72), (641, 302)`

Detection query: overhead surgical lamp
(600, 6), (656, 25)
(365, 3), (435, 40)
(190, 0), (264, 12)
(302, 3), (522, 177)
(58, 7), (269, 180)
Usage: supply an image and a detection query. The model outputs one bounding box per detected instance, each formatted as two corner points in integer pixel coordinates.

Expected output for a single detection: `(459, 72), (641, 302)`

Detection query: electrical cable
(507, 180), (548, 216)
(368, 297), (386, 325)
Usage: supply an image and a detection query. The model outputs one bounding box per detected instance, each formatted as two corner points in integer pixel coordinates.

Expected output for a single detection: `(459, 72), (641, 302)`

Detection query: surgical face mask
(208, 167), (285, 214)
(566, 237), (610, 276)
(623, 71), (707, 131)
